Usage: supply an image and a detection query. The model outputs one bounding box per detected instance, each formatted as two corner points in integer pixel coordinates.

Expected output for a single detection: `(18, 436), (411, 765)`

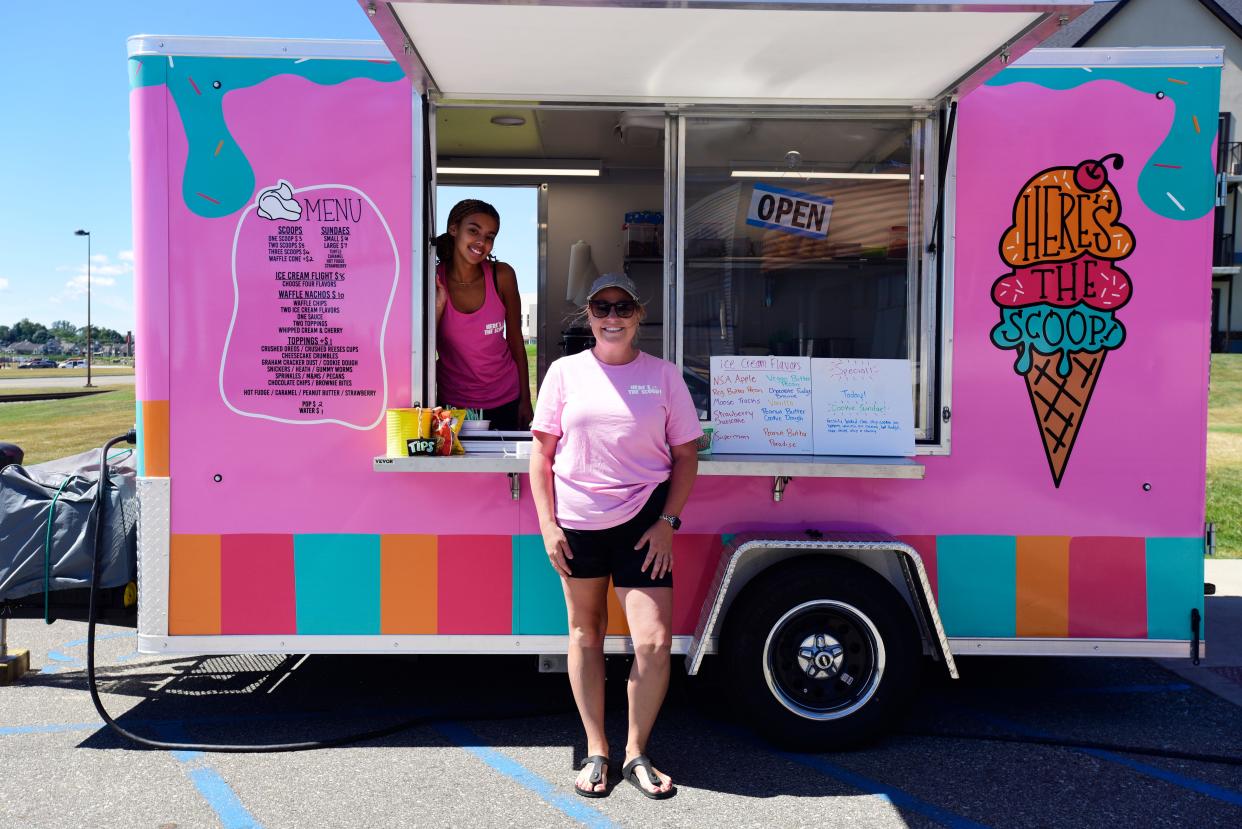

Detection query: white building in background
(520, 292), (538, 343)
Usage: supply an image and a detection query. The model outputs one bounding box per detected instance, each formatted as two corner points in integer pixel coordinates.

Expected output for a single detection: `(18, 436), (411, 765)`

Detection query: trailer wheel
(722, 558), (920, 750)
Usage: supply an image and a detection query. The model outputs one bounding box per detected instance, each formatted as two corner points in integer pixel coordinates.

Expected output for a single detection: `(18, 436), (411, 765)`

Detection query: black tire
(721, 557), (921, 750)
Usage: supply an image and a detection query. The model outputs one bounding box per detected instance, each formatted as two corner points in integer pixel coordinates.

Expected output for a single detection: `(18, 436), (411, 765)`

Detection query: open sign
(745, 183), (834, 239)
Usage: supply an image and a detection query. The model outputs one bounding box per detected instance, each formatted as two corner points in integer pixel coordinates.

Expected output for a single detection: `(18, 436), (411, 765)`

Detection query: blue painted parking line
(435, 721), (618, 829)
(780, 751), (994, 829)
(0, 721), (102, 736)
(707, 719), (992, 829)
(156, 723), (266, 829)
(970, 711), (1242, 807)
(45, 631), (138, 671)
(1078, 748), (1242, 807)
(1060, 683), (1194, 695)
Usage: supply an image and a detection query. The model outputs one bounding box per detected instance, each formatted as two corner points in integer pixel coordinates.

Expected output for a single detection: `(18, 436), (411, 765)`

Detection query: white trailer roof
(364, 1), (1091, 105)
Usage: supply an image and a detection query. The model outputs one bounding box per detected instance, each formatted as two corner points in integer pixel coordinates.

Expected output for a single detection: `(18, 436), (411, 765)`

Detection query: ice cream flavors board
(710, 356), (915, 456)
(710, 356), (813, 454)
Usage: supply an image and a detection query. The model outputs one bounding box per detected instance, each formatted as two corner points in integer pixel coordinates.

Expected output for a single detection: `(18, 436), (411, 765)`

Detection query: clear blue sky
(0, 1), (537, 336)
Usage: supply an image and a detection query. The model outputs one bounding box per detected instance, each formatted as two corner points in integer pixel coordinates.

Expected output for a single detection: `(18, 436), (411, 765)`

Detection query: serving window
(426, 105), (944, 448)
(678, 114), (937, 441)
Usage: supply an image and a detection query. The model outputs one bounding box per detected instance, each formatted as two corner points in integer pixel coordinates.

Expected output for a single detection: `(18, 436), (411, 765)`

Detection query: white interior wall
(543, 178), (665, 368)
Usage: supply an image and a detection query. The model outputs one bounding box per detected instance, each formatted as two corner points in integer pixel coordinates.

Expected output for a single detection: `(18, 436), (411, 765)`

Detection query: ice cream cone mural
(990, 155), (1135, 487)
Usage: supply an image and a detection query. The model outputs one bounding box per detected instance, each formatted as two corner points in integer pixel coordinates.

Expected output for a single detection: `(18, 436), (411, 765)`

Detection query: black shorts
(562, 481), (673, 588)
(483, 398), (522, 431)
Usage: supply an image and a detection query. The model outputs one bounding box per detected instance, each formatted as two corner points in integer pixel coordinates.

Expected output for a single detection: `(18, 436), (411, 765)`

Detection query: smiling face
(449, 212), (499, 265)
(587, 287), (644, 352)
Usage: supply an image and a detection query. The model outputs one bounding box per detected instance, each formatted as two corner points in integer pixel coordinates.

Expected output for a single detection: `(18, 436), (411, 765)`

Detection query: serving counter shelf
(374, 451), (924, 501)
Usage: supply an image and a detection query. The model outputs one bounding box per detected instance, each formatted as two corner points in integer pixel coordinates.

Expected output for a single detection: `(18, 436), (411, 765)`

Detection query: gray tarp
(0, 448), (136, 603)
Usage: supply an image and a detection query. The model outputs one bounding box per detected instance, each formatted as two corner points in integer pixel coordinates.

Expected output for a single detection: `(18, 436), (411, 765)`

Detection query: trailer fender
(686, 533), (957, 679)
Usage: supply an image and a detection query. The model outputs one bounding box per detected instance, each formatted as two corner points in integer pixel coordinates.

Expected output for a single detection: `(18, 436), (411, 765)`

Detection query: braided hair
(435, 199), (501, 265)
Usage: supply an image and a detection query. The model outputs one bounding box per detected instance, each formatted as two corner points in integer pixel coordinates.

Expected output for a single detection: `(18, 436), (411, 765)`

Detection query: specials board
(710, 356), (813, 454)
(711, 357), (914, 456)
(811, 359), (915, 456)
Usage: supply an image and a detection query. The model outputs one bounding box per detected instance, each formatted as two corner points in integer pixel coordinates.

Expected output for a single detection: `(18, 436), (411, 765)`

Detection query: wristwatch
(659, 513), (682, 530)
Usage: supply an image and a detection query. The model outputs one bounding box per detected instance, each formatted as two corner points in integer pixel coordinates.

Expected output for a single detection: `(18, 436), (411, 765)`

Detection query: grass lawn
(0, 366), (133, 380)
(1207, 353), (1242, 558)
(0, 386), (135, 464)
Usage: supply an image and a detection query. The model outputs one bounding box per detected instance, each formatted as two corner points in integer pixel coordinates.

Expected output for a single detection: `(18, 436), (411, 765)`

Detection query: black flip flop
(622, 755), (675, 800)
(575, 755), (610, 798)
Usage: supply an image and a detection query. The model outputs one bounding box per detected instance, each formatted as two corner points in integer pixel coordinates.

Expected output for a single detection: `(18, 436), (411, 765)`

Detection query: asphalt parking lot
(2, 614), (1241, 829)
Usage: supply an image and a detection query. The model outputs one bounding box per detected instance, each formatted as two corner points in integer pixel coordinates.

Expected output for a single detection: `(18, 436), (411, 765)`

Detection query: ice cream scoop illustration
(989, 155), (1134, 487)
(256, 180), (302, 221)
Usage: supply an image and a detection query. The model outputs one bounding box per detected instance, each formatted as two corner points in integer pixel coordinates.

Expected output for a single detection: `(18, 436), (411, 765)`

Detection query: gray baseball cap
(586, 272), (641, 302)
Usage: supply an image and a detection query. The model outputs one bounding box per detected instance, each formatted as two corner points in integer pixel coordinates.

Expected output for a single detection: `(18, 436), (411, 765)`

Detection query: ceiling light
(437, 166), (600, 177)
(490, 115), (526, 127)
(731, 170), (909, 181)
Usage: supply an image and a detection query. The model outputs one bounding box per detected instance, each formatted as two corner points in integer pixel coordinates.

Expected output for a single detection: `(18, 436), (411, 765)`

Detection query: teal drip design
(128, 55), (404, 218)
(987, 66), (1220, 220)
(990, 305), (1125, 376)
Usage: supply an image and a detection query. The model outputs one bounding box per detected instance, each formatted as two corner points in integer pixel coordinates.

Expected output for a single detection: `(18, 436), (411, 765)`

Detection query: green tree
(0, 325), (11, 343)
(50, 320), (79, 342)
(10, 319), (48, 343)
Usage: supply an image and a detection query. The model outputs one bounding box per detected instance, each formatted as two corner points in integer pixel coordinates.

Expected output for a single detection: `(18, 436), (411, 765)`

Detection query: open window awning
(363, 1), (1090, 105)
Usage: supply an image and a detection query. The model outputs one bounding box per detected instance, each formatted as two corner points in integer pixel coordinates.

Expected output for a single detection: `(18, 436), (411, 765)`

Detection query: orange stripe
(1016, 536), (1069, 636)
(142, 400), (170, 476)
(606, 581), (630, 635)
(169, 534), (221, 634)
(381, 535), (437, 633)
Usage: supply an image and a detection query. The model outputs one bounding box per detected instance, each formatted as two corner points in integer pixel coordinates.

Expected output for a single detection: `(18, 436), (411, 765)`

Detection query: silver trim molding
(686, 533), (957, 678)
(949, 638), (1205, 659)
(136, 477), (171, 639)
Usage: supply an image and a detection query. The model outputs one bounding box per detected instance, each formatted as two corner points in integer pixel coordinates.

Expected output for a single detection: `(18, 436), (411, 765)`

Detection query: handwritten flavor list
(710, 356), (813, 454)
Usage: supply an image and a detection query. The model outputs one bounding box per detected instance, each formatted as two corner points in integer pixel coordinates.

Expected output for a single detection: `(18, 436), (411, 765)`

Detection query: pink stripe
(900, 535), (938, 598)
(438, 535), (512, 633)
(1068, 537), (1146, 637)
(221, 535), (296, 634)
(130, 86), (170, 400)
(671, 534), (723, 634)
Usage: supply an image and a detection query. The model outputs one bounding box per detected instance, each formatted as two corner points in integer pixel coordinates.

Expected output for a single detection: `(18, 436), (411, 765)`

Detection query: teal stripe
(936, 536), (1016, 637)
(294, 534), (381, 634)
(135, 401), (146, 477)
(512, 535), (567, 635)
(1145, 538), (1204, 640)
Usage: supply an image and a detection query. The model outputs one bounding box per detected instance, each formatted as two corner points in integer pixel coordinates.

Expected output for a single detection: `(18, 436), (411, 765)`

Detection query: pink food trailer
(128, 0), (1220, 746)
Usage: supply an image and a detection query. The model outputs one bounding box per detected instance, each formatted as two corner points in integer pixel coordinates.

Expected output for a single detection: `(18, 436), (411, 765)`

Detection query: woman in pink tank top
(433, 199), (531, 429)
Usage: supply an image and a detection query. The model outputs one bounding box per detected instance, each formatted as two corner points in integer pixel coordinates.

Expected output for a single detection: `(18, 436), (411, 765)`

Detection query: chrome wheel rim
(761, 599), (885, 721)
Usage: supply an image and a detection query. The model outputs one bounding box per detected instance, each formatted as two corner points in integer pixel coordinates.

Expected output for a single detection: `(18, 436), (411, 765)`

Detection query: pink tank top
(436, 261), (520, 409)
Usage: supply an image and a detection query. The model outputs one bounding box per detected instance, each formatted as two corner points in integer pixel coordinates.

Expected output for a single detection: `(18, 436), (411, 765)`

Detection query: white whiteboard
(811, 358), (915, 456)
(710, 356), (812, 454)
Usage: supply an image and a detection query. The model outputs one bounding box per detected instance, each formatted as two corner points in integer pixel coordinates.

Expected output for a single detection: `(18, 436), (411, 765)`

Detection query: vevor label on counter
(745, 183), (834, 239)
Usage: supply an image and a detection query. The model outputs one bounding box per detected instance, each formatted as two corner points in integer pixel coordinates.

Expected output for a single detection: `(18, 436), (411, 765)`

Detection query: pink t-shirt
(531, 350), (704, 530)
(436, 262), (520, 409)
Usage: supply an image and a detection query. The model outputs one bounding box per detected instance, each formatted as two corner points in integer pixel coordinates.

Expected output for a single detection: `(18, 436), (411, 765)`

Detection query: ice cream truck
(127, 1), (1220, 747)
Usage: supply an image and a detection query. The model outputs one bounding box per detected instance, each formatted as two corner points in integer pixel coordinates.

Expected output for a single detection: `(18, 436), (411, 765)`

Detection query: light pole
(73, 229), (92, 388)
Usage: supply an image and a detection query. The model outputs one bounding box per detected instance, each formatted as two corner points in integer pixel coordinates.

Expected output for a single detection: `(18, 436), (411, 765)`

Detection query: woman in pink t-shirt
(530, 273), (702, 800)
(434, 199), (531, 429)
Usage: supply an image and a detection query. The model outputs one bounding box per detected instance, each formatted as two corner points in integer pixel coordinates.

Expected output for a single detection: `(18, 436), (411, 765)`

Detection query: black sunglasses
(589, 299), (638, 318)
